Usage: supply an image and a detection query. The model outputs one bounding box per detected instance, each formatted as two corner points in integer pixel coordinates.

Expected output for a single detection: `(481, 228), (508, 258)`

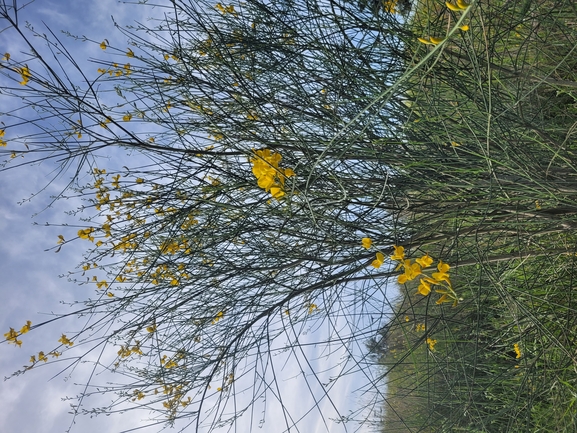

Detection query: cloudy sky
(0, 1), (397, 432)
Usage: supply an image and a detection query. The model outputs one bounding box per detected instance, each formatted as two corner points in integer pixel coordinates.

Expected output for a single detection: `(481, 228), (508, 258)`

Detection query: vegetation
(1, 0), (577, 431)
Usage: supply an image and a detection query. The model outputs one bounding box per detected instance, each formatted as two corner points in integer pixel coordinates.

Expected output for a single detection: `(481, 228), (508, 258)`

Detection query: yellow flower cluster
(97, 63), (131, 77)
(419, 2), (470, 45)
(390, 246), (459, 306)
(117, 342), (143, 359)
(215, 3), (236, 15)
(418, 36), (445, 45)
(78, 227), (95, 242)
(250, 149), (295, 200)
(446, 0), (470, 11)
(17, 65), (31, 85)
(4, 321), (31, 347)
(212, 311), (224, 324)
(426, 337), (438, 351)
(513, 343), (522, 359)
(382, 0), (398, 13)
(58, 334), (74, 347)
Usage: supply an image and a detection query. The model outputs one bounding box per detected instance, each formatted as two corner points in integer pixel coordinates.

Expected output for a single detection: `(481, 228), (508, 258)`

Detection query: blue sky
(0, 1), (397, 431)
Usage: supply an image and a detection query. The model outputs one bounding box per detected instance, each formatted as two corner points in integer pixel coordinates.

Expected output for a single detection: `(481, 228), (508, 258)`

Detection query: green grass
(376, 0), (577, 431)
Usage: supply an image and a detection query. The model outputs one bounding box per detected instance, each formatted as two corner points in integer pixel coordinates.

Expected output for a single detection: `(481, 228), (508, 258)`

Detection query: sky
(0, 1), (398, 432)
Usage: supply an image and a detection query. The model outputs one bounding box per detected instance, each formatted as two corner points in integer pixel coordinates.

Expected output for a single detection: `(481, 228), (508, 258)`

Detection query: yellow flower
(271, 186), (286, 200)
(371, 252), (385, 268)
(415, 254), (433, 268)
(123, 113), (132, 122)
(361, 237), (372, 249)
(426, 338), (437, 351)
(513, 343), (521, 359)
(38, 351), (48, 362)
(456, 0), (470, 9)
(459, 25), (470, 31)
(100, 40), (107, 50)
(58, 334), (74, 347)
(78, 227), (95, 242)
(20, 321), (32, 334)
(418, 37), (434, 45)
(96, 280), (108, 289)
(212, 311), (224, 324)
(4, 327), (22, 346)
(382, 0), (398, 13)
(18, 65), (31, 85)
(126, 48), (134, 58)
(432, 260), (450, 283)
(390, 245), (405, 261)
(446, 1), (461, 11)
(435, 293), (449, 304)
(307, 304), (317, 314)
(429, 36), (445, 45)
(398, 261), (422, 284)
(417, 278), (431, 296)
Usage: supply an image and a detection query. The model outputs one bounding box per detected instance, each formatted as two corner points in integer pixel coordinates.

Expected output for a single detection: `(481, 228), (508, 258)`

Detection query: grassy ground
(377, 0), (577, 431)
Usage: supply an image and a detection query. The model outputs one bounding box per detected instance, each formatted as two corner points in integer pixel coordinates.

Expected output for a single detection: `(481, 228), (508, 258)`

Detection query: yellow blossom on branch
(397, 260), (422, 284)
(415, 254), (433, 268)
(371, 252), (385, 268)
(417, 278), (432, 296)
(20, 321), (32, 334)
(361, 237), (372, 249)
(250, 149), (294, 200)
(58, 334), (74, 347)
(426, 338), (437, 351)
(78, 227), (95, 242)
(514, 343), (522, 359)
(390, 245), (405, 261)
(432, 260), (450, 283)
(17, 65), (31, 85)
(212, 311), (224, 324)
(4, 327), (22, 346)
